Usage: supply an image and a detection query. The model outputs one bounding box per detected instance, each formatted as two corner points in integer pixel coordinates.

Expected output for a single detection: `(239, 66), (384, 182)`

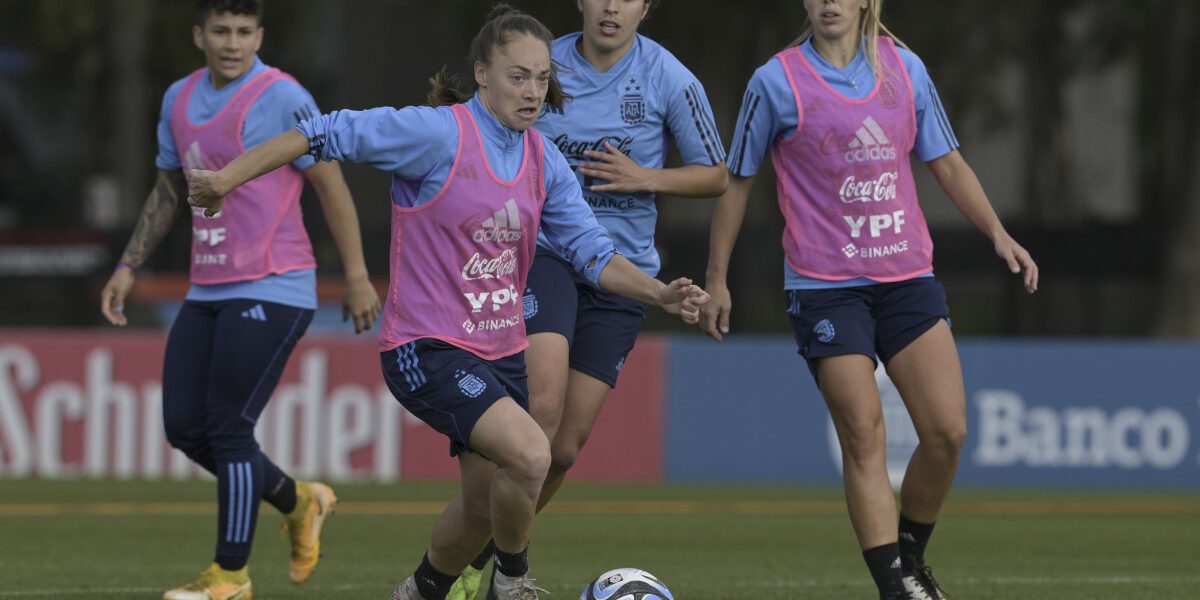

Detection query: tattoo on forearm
(119, 173), (186, 266)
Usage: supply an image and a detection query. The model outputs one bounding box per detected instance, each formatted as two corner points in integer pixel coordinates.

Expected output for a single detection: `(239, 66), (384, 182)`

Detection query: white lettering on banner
(0, 346), (199, 479)
(0, 346), (37, 476)
(327, 386), (373, 481)
(35, 381), (84, 477)
(844, 210), (905, 239)
(193, 227), (227, 247)
(85, 350), (136, 478)
(461, 248), (518, 281)
(0, 343), (428, 482)
(465, 286), (521, 313)
(839, 172), (898, 204)
(973, 390), (1191, 469)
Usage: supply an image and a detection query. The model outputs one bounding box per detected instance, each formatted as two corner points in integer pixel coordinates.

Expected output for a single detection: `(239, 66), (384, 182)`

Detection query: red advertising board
(0, 330), (664, 482)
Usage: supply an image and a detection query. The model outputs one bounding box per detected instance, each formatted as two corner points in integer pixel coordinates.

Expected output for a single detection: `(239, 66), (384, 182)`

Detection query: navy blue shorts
(380, 339), (528, 456)
(785, 277), (950, 379)
(523, 248), (646, 388)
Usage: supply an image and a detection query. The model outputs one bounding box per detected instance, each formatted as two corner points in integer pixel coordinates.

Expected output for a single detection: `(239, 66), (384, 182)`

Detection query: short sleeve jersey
(534, 33), (725, 276)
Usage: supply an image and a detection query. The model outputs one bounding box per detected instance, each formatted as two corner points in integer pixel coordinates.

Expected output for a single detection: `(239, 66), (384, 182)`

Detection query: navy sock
(899, 513), (936, 570)
(260, 457), (297, 514)
(862, 543), (905, 596)
(494, 545), (529, 578)
(414, 553), (458, 600)
(471, 540), (495, 570)
(214, 455), (263, 570)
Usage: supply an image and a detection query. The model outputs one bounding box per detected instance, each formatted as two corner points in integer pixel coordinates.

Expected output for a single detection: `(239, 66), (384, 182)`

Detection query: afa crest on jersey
(621, 77), (645, 125)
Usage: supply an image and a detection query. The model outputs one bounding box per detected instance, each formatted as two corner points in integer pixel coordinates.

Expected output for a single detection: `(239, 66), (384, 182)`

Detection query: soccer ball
(579, 568), (674, 600)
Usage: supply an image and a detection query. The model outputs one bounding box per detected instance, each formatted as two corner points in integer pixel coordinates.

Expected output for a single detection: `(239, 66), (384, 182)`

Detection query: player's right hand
(100, 266), (135, 326)
(700, 283), (731, 342)
(187, 169), (227, 217)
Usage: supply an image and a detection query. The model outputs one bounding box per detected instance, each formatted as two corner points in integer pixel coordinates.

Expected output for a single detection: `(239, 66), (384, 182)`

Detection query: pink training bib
(378, 103), (545, 359)
(171, 67), (315, 284)
(770, 37), (933, 281)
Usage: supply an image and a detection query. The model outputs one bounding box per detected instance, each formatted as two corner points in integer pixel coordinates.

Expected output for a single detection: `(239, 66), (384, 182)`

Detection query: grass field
(1, 480), (1198, 599)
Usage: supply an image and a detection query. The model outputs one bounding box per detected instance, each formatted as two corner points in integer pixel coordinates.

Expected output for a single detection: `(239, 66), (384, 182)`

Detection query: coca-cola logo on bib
(461, 248), (518, 281)
(839, 172), (899, 204)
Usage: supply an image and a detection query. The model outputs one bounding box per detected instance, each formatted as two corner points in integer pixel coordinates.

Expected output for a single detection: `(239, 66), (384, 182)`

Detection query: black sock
(471, 540), (495, 570)
(898, 513), (936, 571)
(262, 471), (297, 515)
(494, 545), (529, 578)
(414, 553), (458, 600)
(862, 543), (904, 596)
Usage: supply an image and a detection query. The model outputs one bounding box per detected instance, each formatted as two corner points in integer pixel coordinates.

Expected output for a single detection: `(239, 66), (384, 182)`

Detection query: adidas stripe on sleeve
(727, 61), (792, 178)
(667, 79), (726, 167)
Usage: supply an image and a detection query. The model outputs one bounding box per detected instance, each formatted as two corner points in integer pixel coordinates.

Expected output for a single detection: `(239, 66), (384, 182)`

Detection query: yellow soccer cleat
(163, 563), (251, 600)
(446, 563), (485, 600)
(284, 481), (337, 584)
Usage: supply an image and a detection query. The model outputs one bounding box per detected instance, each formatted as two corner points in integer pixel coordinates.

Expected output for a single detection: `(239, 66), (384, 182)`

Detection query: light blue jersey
(727, 39), (955, 290)
(156, 56), (320, 309)
(534, 33), (725, 276)
(296, 95), (618, 288)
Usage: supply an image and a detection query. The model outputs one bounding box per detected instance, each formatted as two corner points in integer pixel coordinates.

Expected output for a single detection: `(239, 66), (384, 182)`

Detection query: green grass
(1, 480), (1198, 599)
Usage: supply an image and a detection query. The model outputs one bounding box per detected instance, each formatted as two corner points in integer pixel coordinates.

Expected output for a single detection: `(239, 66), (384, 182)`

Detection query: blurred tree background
(0, 0), (1196, 336)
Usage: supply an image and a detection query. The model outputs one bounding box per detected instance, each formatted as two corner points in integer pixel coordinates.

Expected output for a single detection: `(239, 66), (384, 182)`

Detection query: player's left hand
(187, 169), (228, 217)
(660, 278), (709, 325)
(994, 234), (1038, 294)
(580, 142), (654, 193)
(343, 275), (381, 334)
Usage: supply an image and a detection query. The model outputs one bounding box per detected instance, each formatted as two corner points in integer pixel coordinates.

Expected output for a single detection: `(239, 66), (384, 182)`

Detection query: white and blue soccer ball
(579, 568), (674, 600)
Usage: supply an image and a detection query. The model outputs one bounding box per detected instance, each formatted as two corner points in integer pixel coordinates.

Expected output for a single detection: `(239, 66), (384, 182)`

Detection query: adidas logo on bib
(473, 199), (523, 243)
(845, 116), (897, 163)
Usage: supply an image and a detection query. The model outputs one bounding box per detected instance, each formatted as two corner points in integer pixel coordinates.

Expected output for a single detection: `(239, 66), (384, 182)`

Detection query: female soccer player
(185, 5), (708, 600)
(449, 1), (728, 596)
(99, 1), (379, 599)
(701, 1), (1038, 598)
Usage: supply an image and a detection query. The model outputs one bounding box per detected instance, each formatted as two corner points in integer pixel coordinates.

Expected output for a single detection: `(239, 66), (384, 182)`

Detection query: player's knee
(549, 434), (587, 475)
(507, 437), (551, 485)
(162, 419), (203, 455)
(206, 430), (260, 461)
(928, 423), (967, 462)
(837, 417), (886, 462)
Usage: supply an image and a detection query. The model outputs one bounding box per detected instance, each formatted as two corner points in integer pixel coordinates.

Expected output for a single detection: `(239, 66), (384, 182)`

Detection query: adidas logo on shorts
(241, 304), (268, 322)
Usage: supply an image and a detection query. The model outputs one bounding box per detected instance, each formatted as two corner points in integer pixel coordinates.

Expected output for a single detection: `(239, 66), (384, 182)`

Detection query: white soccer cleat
(392, 576), (427, 600)
(489, 571), (546, 600)
(902, 564), (948, 600)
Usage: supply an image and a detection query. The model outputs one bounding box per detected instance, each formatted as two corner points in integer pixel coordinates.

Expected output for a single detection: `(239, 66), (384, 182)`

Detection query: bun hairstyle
(427, 3), (569, 109)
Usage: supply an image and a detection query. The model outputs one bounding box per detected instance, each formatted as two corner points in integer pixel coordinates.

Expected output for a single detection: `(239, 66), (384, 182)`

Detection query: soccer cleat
(447, 563), (485, 600)
(392, 576), (427, 600)
(902, 563), (948, 599)
(488, 571), (546, 600)
(283, 481), (337, 584)
(163, 563), (251, 600)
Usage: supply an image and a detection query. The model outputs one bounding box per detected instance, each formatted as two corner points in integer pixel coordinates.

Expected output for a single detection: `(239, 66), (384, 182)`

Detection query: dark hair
(196, 0), (263, 26)
(427, 3), (568, 109)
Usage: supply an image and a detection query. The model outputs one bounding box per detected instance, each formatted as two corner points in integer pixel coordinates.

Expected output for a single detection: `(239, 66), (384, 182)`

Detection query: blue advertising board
(665, 337), (1200, 489)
